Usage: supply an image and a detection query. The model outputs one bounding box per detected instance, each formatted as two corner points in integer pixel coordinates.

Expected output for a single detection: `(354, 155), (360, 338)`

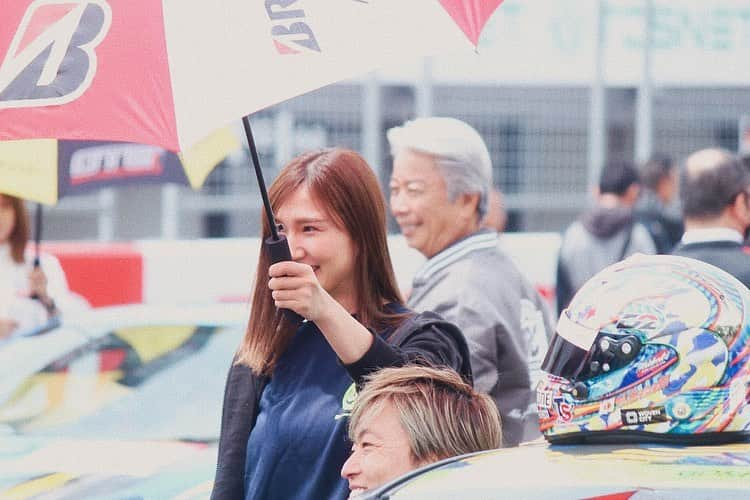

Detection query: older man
(671, 148), (750, 288)
(387, 117), (552, 447)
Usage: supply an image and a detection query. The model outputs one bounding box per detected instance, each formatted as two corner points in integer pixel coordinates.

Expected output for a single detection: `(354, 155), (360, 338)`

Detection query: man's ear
(731, 190), (750, 225)
(458, 192), (481, 219)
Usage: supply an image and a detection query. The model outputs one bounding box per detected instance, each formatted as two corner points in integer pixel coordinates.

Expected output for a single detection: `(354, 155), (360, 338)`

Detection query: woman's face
(275, 186), (358, 307)
(0, 195), (16, 243)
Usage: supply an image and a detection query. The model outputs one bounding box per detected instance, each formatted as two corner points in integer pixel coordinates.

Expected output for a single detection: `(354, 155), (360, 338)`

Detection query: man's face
(389, 149), (476, 258)
(341, 400), (425, 496)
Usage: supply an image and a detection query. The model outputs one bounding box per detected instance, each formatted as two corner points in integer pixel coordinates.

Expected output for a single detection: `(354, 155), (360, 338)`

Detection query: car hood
(0, 436), (215, 499)
(368, 439), (750, 499)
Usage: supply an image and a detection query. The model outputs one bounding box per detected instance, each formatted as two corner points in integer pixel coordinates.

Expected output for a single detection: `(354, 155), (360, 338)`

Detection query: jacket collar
(414, 229), (498, 284)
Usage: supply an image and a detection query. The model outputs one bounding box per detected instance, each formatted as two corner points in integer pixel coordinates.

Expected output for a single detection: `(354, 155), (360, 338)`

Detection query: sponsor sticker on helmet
(599, 397), (615, 415)
(621, 407), (668, 426)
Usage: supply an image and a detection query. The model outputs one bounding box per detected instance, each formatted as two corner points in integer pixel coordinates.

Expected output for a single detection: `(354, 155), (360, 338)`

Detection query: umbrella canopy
(0, 128), (240, 205)
(0, 0), (503, 152)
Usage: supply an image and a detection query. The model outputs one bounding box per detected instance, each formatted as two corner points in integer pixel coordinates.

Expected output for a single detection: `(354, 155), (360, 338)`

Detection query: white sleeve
(40, 253), (91, 316)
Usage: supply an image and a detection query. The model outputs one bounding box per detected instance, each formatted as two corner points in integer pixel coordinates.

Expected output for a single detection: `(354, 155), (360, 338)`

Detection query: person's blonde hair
(348, 366), (501, 463)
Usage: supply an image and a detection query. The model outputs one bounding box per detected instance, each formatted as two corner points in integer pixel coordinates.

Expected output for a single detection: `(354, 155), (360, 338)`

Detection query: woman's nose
(285, 234), (304, 261)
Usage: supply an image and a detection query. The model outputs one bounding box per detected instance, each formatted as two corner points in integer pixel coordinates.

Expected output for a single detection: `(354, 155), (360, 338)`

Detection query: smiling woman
(212, 148), (472, 500)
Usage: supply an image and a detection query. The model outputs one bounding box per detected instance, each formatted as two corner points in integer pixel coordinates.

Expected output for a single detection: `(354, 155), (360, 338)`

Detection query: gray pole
(97, 188), (114, 241)
(416, 57), (434, 118)
(160, 185), (179, 239)
(274, 106), (294, 168)
(635, 0), (654, 163)
(362, 72), (382, 175)
(587, 0), (607, 190)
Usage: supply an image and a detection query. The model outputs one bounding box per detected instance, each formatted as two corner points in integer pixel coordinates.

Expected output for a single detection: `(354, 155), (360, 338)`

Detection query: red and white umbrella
(0, 0), (502, 151)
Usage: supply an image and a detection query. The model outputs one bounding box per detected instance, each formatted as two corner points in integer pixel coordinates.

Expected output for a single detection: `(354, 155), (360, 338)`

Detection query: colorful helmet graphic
(538, 254), (750, 444)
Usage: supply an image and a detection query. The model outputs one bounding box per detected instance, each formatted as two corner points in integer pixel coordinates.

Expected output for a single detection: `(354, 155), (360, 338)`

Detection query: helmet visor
(541, 311), (598, 380)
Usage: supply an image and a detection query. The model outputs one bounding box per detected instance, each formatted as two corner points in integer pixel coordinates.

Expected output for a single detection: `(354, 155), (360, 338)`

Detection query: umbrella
(0, 0), (504, 315)
(0, 1), (502, 150)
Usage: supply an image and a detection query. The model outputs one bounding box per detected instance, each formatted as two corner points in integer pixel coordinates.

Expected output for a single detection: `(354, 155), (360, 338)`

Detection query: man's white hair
(387, 117), (493, 219)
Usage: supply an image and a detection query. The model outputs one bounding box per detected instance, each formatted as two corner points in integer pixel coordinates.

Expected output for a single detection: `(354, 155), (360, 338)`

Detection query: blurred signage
(376, 0), (750, 86)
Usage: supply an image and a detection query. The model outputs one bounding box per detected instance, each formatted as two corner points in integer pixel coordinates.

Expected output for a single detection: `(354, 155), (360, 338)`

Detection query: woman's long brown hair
(236, 148), (407, 375)
(2, 195), (30, 264)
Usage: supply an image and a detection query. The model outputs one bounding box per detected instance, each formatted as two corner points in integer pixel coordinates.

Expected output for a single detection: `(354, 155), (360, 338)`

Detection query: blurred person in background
(634, 153), (684, 253)
(212, 148), (472, 500)
(0, 194), (81, 339)
(482, 187), (507, 233)
(556, 160), (657, 316)
(387, 117), (551, 447)
(671, 148), (750, 288)
(341, 365), (501, 496)
(742, 152), (750, 246)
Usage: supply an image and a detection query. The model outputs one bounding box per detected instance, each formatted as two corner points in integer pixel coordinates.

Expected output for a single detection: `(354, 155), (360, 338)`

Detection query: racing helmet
(538, 254), (750, 444)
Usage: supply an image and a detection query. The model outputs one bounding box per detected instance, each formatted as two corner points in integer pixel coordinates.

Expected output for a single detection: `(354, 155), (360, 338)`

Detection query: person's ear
(729, 190), (750, 225)
(458, 192), (481, 220)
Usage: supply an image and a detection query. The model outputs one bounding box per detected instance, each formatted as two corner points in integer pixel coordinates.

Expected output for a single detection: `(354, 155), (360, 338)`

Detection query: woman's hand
(28, 267), (49, 301)
(268, 261), (374, 364)
(268, 261), (335, 322)
(28, 267), (56, 315)
(0, 318), (18, 339)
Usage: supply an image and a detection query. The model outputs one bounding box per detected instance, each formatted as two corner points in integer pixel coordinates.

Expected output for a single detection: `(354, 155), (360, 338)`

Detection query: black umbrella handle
(265, 235), (304, 324)
(33, 202), (42, 268)
(30, 203), (42, 300)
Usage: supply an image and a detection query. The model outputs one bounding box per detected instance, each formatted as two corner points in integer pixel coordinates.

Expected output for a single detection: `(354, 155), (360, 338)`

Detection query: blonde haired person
(341, 365), (501, 496)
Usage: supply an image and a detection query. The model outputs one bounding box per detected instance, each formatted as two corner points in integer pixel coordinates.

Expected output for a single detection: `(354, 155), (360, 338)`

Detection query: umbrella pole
(241, 115), (302, 323)
(33, 202), (42, 268)
(29, 203), (43, 301)
(242, 116), (280, 240)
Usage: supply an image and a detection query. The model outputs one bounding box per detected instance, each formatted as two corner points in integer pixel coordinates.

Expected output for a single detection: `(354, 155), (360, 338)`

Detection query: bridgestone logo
(0, 0), (112, 109)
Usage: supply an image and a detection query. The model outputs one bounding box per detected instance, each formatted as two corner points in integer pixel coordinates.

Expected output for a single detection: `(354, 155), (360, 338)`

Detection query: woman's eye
(303, 225), (317, 232)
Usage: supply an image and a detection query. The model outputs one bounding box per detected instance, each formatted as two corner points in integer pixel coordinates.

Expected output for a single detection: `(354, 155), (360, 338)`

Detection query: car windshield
(0, 319), (243, 442)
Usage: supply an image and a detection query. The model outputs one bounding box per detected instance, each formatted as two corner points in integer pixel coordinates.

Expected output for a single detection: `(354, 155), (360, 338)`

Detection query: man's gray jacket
(407, 230), (553, 447)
